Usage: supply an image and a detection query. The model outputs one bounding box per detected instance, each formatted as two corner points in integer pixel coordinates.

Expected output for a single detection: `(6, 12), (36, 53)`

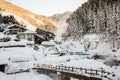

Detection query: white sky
(8, 0), (88, 16)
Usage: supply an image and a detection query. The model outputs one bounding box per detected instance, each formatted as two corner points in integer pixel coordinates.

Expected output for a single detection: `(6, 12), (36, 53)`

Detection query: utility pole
(112, 31), (117, 52)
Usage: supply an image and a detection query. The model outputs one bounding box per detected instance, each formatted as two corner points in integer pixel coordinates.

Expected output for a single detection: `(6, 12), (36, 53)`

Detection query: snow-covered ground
(0, 34), (120, 80)
(36, 35), (120, 79)
(0, 46), (52, 80)
(0, 71), (53, 80)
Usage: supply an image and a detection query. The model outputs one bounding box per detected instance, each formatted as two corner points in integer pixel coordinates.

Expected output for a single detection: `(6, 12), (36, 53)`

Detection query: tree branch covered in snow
(65, 0), (120, 43)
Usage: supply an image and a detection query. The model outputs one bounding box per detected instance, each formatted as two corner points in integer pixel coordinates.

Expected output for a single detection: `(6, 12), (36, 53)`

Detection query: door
(0, 65), (5, 72)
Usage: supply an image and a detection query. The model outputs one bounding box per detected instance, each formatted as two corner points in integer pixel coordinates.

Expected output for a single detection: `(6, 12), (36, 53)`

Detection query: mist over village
(0, 0), (120, 80)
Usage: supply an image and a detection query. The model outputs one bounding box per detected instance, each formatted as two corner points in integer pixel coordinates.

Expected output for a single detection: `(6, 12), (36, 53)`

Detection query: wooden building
(2, 24), (55, 44)
(35, 28), (55, 44)
(17, 30), (36, 42)
(0, 64), (7, 72)
(4, 24), (27, 35)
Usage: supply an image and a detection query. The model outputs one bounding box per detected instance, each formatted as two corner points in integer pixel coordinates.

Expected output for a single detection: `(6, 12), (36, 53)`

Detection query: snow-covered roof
(0, 47), (41, 63)
(3, 29), (20, 33)
(3, 29), (9, 33)
(7, 24), (27, 30)
(35, 34), (46, 40)
(24, 30), (36, 33)
(41, 40), (56, 46)
(0, 54), (9, 65)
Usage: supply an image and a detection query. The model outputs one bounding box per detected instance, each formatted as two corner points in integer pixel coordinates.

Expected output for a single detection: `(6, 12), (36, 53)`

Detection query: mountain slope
(65, 0), (120, 40)
(0, 0), (57, 32)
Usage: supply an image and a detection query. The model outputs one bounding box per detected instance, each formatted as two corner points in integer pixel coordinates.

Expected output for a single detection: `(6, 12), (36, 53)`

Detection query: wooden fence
(33, 64), (116, 80)
(0, 45), (25, 48)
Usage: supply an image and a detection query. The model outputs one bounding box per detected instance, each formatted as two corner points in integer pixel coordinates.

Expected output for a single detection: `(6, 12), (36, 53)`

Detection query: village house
(3, 24), (27, 35)
(0, 57), (8, 73)
(17, 30), (36, 42)
(17, 28), (55, 44)
(35, 28), (55, 44)
(1, 24), (55, 44)
(0, 64), (7, 73)
(2, 24), (36, 43)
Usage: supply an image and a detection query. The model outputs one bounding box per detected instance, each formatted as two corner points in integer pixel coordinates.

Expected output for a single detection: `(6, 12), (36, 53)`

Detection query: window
(27, 34), (32, 41)
(20, 35), (25, 39)
(12, 30), (18, 34)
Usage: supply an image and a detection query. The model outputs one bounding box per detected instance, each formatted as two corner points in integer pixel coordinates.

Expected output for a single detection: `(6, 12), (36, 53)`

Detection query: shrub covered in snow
(81, 34), (99, 51)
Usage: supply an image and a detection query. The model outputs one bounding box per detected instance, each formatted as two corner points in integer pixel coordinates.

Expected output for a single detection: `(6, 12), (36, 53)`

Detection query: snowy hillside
(65, 0), (120, 43)
(0, 0), (120, 80)
(37, 34), (120, 79)
(0, 32), (120, 80)
(0, 0), (57, 32)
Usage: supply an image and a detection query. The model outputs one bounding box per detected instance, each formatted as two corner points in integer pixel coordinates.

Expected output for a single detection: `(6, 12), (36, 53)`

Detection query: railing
(33, 64), (116, 80)
(0, 45), (25, 48)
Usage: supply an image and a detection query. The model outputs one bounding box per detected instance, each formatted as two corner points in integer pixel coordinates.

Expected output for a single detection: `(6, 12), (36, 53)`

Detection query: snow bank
(0, 72), (8, 80)
(65, 59), (111, 71)
(82, 34), (99, 50)
(0, 72), (53, 80)
(0, 41), (26, 47)
(0, 47), (43, 73)
(83, 34), (99, 42)
(62, 41), (84, 53)
(7, 62), (33, 73)
(0, 54), (9, 64)
(31, 74), (53, 80)
(89, 42), (112, 55)
(40, 40), (85, 56)
(0, 48), (35, 62)
(41, 40), (56, 47)
(37, 56), (69, 65)
(0, 33), (8, 39)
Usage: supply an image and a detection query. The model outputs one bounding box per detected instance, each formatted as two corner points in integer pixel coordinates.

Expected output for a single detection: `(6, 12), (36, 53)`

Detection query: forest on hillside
(0, 14), (19, 24)
(65, 0), (120, 41)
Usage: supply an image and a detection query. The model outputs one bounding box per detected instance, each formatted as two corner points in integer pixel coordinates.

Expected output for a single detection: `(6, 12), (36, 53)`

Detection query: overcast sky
(9, 0), (88, 16)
